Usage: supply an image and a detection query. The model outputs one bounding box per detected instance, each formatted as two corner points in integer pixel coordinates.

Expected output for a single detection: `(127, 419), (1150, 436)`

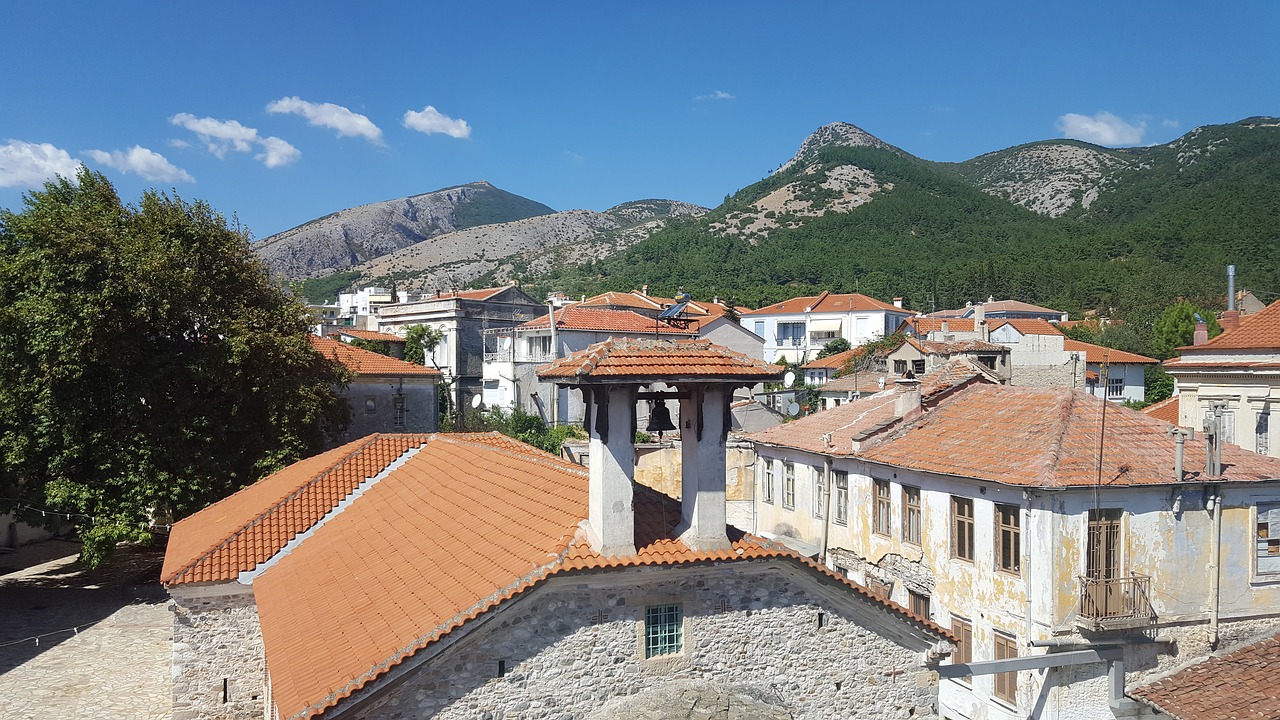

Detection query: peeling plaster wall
(751, 441), (1280, 718)
(342, 562), (941, 720)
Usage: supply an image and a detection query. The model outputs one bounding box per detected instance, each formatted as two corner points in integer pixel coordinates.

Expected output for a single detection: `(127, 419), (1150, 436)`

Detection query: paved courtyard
(0, 539), (171, 720)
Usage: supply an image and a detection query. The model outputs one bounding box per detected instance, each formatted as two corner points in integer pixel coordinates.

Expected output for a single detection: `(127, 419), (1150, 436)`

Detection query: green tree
(348, 337), (390, 356)
(0, 170), (350, 565)
(403, 324), (442, 366)
(1151, 300), (1222, 359)
(815, 338), (851, 359)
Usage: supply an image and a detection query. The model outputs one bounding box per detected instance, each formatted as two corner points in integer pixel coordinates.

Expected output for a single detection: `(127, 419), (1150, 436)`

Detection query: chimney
(941, 320), (950, 335)
(894, 378), (922, 423)
(893, 297), (904, 308)
(1220, 310), (1240, 332)
(1227, 265), (1236, 310)
(1193, 318), (1209, 346)
(641, 284), (649, 296)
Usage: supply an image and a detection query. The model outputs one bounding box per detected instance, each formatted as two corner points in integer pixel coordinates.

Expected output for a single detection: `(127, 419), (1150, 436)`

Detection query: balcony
(483, 349), (555, 364)
(1076, 574), (1155, 632)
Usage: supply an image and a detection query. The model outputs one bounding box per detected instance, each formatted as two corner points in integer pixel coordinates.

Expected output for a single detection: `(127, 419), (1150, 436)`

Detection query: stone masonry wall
(171, 585), (267, 720)
(349, 561), (939, 720)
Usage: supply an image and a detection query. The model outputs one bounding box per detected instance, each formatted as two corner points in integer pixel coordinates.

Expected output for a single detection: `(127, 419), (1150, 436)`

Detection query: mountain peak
(777, 122), (893, 173)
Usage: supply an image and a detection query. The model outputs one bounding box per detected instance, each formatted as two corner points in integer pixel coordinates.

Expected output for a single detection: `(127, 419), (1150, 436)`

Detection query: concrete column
(587, 385), (637, 556)
(678, 384), (732, 551)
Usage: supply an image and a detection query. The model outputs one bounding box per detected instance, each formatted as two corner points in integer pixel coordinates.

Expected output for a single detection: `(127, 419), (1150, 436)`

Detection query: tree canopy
(0, 170), (350, 564)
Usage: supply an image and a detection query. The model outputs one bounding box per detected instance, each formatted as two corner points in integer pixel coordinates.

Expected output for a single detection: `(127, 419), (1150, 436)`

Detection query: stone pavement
(0, 539), (171, 720)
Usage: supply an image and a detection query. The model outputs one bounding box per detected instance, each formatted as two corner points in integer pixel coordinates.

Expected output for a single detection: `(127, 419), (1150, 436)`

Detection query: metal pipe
(1208, 491), (1223, 647)
(547, 300), (558, 426)
(1029, 635), (1173, 649)
(1174, 430), (1185, 481)
(819, 458), (833, 566)
(1228, 265), (1237, 311)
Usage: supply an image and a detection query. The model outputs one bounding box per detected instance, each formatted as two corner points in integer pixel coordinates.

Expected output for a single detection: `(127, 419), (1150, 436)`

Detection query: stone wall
(347, 561), (940, 719)
(170, 584), (267, 720)
(336, 377), (438, 444)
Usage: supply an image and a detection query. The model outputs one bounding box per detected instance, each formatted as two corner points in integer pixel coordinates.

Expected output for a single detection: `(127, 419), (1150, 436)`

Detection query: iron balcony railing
(1077, 574), (1154, 631)
(483, 349), (555, 364)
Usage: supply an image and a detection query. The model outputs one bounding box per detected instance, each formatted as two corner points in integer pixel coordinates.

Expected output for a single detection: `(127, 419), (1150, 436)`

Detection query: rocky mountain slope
(254, 182), (555, 279)
(353, 199), (707, 293)
(950, 141), (1136, 217)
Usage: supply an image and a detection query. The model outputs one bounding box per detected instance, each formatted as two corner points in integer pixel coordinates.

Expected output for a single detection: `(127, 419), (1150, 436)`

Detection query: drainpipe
(548, 301), (558, 427)
(1023, 493), (1033, 646)
(1208, 489), (1223, 647)
(819, 458), (833, 566)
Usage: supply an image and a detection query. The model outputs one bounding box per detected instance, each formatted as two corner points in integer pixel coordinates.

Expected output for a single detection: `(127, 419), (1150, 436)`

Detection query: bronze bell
(646, 399), (678, 436)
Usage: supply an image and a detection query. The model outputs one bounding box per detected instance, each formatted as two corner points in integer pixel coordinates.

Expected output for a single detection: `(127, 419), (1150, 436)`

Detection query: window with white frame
(814, 473), (827, 518)
(644, 604), (683, 658)
(833, 471), (849, 526)
(1256, 501), (1280, 576)
(1107, 376), (1124, 397)
(777, 322), (805, 347)
(782, 462), (796, 509)
(996, 503), (1021, 574)
(873, 479), (892, 536)
(761, 459), (775, 504)
(902, 486), (921, 545)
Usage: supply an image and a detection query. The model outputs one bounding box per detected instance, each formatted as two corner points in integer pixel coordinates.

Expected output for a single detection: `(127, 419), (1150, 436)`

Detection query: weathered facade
(748, 380), (1280, 719)
(309, 335), (440, 444)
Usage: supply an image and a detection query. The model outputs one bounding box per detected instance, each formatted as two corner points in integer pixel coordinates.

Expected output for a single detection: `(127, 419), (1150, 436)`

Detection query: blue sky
(2, 2), (1277, 240)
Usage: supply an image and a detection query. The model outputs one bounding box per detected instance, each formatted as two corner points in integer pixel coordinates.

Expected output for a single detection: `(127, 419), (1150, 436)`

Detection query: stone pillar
(586, 385), (637, 556)
(678, 384), (731, 551)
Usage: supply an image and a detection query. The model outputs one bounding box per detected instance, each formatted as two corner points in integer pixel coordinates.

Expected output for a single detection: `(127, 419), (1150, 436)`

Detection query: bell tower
(539, 338), (783, 555)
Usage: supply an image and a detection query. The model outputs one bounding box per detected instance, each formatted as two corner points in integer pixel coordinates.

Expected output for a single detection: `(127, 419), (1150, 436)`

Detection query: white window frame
(814, 472), (827, 519)
(833, 471), (849, 526)
(782, 462), (796, 509)
(761, 459), (775, 504)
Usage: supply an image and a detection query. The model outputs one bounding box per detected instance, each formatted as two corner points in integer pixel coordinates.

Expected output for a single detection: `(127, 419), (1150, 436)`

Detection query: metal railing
(1077, 574), (1154, 630)
(483, 349), (554, 364)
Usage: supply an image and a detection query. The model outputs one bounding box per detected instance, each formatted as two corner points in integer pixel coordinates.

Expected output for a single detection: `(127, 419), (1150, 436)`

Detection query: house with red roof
(1164, 299), (1280, 459)
(162, 340), (954, 720)
(746, 376), (1280, 719)
(739, 291), (912, 364)
(482, 297), (763, 426)
(927, 297), (1069, 323)
(309, 336), (440, 442)
(887, 336), (1010, 382)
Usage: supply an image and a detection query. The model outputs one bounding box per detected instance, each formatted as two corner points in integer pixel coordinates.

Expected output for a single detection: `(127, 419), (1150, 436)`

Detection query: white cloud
(1162, 118), (1181, 129)
(1056, 111), (1146, 146)
(0, 140), (82, 188)
(167, 138), (191, 149)
(402, 105), (471, 139)
(83, 146), (194, 183)
(169, 112), (300, 168)
(266, 96), (383, 144)
(696, 90), (735, 101)
(256, 136), (301, 168)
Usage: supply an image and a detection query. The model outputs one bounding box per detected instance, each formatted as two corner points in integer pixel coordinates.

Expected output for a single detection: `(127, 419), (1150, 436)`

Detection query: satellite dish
(787, 402), (801, 416)
(471, 394), (482, 409)
(783, 371), (796, 386)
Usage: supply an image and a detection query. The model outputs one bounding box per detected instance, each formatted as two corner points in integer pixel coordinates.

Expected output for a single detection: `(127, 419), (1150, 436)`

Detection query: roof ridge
(1038, 388), (1076, 486)
(164, 434), (425, 585)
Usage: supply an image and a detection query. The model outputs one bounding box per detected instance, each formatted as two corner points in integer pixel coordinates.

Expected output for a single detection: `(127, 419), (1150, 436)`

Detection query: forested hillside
(524, 118), (1280, 318)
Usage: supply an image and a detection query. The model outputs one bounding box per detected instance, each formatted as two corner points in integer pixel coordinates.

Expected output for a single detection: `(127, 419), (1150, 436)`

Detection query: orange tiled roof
(742, 291), (905, 316)
(1128, 631), (1280, 719)
(518, 305), (696, 335)
(820, 372), (891, 394)
(1062, 339), (1158, 364)
(537, 338), (784, 383)
(161, 434), (433, 586)
(928, 300), (1065, 317)
(1180, 299), (1280, 351)
(224, 433), (948, 720)
(576, 290), (665, 312)
(336, 328), (405, 343)
(917, 357), (1000, 394)
(858, 384), (1280, 486)
(903, 317), (977, 334)
(988, 318), (1064, 336)
(1142, 396), (1180, 424)
(802, 348), (859, 370)
(309, 336), (441, 377)
(909, 337), (1008, 355)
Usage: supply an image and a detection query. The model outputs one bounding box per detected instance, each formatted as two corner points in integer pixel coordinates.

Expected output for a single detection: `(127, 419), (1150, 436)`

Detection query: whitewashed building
(740, 291), (912, 364)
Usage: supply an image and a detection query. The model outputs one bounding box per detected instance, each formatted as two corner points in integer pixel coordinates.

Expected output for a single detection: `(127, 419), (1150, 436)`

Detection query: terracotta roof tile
(1062, 339), (1158, 364)
(1181, 299), (1280, 351)
(161, 434), (433, 586)
(1142, 396), (1180, 424)
(309, 336), (441, 377)
(904, 317), (977, 334)
(802, 348), (860, 370)
(742, 291), (905, 315)
(236, 433), (948, 719)
(1129, 631), (1280, 719)
(859, 385), (1280, 487)
(537, 338), (784, 383)
(820, 372), (892, 394)
(336, 329), (406, 343)
(928, 300), (1065, 317)
(988, 318), (1064, 336)
(909, 337), (1008, 354)
(519, 305), (696, 335)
